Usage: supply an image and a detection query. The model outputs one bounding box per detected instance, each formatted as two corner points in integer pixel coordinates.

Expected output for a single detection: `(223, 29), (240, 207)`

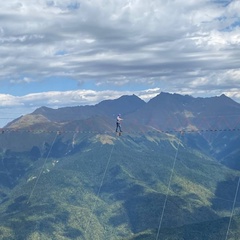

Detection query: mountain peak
(219, 94), (237, 103)
(147, 92), (193, 110)
(97, 94), (146, 116)
(149, 91), (193, 101)
(33, 106), (53, 115)
(108, 94), (145, 103)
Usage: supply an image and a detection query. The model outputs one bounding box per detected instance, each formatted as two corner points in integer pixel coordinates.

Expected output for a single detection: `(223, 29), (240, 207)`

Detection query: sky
(0, 0), (240, 126)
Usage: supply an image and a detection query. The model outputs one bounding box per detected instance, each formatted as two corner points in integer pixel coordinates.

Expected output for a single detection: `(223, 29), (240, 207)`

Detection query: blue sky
(0, 0), (240, 126)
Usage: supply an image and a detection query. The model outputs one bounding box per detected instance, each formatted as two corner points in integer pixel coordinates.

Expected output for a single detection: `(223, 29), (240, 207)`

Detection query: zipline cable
(27, 132), (58, 204)
(225, 176), (240, 240)
(84, 143), (115, 236)
(155, 133), (182, 240)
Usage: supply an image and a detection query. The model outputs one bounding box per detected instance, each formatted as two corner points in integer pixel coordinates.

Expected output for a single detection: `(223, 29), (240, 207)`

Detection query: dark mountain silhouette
(126, 92), (240, 131)
(6, 92), (240, 132)
(1, 92), (240, 239)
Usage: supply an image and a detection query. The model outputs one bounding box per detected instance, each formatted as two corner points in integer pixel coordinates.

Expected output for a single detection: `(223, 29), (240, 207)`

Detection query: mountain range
(0, 92), (240, 240)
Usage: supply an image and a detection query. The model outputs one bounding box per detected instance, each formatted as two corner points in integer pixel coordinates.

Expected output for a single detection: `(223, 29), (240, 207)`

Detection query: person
(116, 114), (123, 132)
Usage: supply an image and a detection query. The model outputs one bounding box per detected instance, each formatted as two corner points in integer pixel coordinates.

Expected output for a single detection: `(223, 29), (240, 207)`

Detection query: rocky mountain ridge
(5, 92), (240, 132)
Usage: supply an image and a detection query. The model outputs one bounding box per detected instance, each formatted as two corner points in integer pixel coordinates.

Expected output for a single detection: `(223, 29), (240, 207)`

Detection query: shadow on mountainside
(211, 176), (240, 211)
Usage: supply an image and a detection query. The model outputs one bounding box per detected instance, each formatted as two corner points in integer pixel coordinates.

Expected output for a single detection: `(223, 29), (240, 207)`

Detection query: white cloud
(0, 0), (239, 106)
(0, 94), (23, 107)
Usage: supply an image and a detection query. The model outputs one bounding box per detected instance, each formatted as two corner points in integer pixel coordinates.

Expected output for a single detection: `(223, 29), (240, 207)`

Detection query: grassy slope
(0, 132), (240, 239)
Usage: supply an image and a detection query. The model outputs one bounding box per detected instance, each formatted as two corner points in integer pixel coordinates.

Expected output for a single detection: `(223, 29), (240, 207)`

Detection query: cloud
(0, 94), (23, 107)
(0, 0), (239, 102)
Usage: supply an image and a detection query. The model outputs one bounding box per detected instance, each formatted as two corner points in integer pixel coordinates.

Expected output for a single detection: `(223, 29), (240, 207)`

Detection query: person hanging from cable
(116, 114), (123, 133)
